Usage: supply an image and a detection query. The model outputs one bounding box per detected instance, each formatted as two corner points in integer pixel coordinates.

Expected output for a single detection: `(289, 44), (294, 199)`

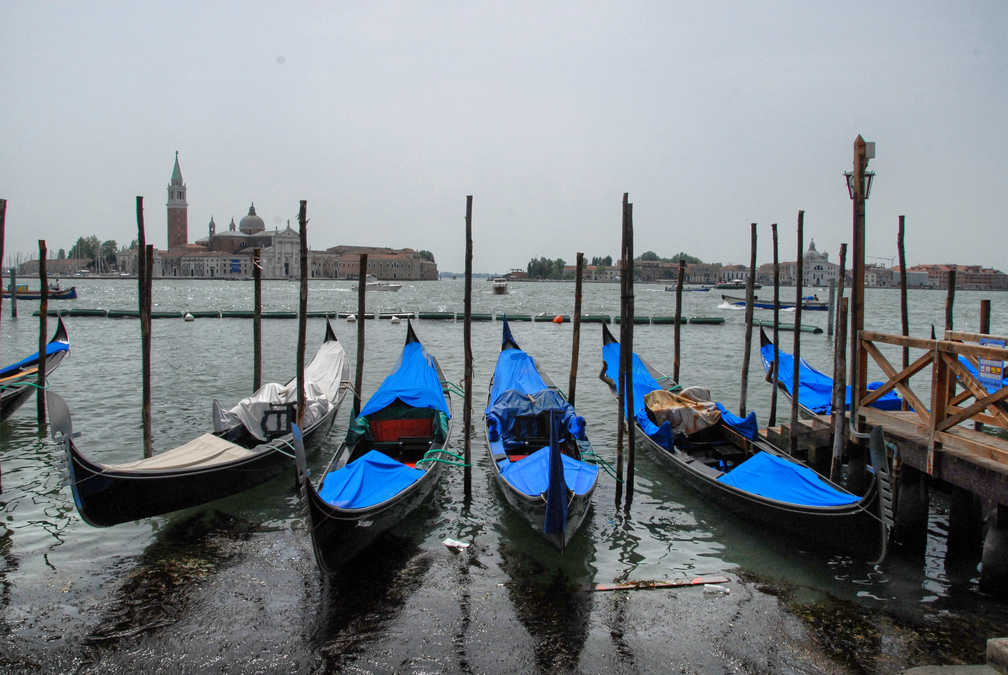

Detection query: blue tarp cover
(358, 341), (450, 418)
(499, 446), (599, 497)
(1, 341), (69, 377)
(759, 341), (902, 414)
(602, 341), (757, 442)
(318, 449), (426, 509)
(718, 451), (860, 506)
(486, 389), (586, 450)
(488, 348), (548, 402)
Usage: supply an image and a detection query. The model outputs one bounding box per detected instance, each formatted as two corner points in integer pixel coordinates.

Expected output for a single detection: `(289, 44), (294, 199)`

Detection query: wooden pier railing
(857, 330), (1008, 474)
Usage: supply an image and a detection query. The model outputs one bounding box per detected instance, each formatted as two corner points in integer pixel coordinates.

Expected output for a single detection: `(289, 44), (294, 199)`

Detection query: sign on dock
(979, 337), (1005, 391)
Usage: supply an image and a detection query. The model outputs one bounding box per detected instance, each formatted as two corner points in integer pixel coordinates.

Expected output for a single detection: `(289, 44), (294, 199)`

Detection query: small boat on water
(758, 327), (902, 416)
(484, 317), (599, 552)
(1, 317), (70, 422)
(665, 286), (710, 292)
(716, 280), (761, 290)
(600, 323), (891, 562)
(492, 277), (508, 294)
(722, 294), (828, 311)
(295, 320), (453, 573)
(3, 282), (78, 300)
(51, 320), (351, 527)
(354, 274), (402, 292)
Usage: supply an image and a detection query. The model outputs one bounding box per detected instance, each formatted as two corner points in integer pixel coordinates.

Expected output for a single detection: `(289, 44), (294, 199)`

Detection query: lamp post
(845, 136), (875, 436)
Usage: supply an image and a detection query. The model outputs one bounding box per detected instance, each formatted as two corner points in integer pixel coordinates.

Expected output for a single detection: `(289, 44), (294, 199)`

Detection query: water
(1, 278), (1006, 670)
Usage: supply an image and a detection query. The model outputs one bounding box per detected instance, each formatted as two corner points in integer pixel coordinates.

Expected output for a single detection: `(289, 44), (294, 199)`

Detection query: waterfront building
(326, 245), (438, 280)
(166, 152), (188, 249)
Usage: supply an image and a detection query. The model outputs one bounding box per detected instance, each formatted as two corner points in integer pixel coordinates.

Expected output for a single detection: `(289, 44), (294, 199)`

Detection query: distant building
(166, 152), (188, 250)
(907, 264), (1008, 290)
(325, 245), (438, 281)
(755, 240), (839, 286)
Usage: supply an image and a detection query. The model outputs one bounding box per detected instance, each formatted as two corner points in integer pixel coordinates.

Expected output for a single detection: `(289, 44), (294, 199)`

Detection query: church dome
(239, 203), (266, 235)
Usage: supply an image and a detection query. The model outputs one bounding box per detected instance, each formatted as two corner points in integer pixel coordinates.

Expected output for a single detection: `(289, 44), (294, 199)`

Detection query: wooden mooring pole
(830, 298), (849, 482)
(296, 201), (308, 426)
(769, 223), (780, 427)
(568, 252), (584, 406)
(463, 196), (474, 496)
(789, 212), (804, 455)
(827, 279), (836, 336)
(253, 247), (262, 392)
(981, 300), (992, 335)
(945, 269), (957, 405)
(36, 240), (48, 425)
(624, 202), (636, 506)
(673, 259), (684, 383)
(739, 223), (757, 416)
(615, 193), (628, 504)
(898, 216), (909, 376)
(353, 254), (367, 417)
(9, 268), (15, 318)
(137, 197), (153, 458)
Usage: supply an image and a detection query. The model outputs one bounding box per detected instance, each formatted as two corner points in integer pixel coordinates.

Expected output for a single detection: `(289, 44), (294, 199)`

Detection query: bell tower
(167, 151), (188, 249)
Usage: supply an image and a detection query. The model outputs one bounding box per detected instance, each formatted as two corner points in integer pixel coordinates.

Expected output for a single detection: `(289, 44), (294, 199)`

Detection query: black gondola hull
(2, 318), (70, 422)
(306, 458), (446, 574)
(66, 404), (338, 527)
(634, 424), (885, 560)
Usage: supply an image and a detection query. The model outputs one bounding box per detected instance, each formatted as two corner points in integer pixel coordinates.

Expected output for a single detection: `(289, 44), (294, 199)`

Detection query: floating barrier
(580, 315), (611, 323)
(651, 316), (686, 325)
(755, 319), (823, 334)
(189, 310), (222, 318)
(689, 317), (726, 325)
(613, 316), (652, 324)
(470, 313), (493, 321)
(337, 312), (375, 319)
(533, 314), (569, 323)
(418, 312), (455, 320)
(506, 314), (533, 321)
(379, 312), (417, 320)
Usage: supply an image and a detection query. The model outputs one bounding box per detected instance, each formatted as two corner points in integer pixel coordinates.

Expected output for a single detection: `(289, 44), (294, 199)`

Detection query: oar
(0, 366), (40, 386)
(585, 574), (730, 592)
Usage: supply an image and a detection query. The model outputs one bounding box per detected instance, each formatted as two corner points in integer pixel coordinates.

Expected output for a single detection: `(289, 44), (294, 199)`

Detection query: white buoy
(184, 312), (194, 322)
(390, 316), (401, 324)
(346, 313), (357, 323)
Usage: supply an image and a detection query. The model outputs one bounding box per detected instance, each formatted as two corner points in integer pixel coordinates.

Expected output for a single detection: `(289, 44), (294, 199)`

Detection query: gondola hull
(64, 403), (338, 527)
(1, 317), (70, 422)
(486, 457), (593, 550)
(633, 424), (886, 560)
(305, 454), (447, 574)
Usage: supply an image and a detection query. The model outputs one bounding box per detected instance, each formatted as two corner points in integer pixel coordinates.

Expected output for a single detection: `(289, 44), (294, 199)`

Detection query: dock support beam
(894, 464), (929, 552)
(981, 505), (1008, 597)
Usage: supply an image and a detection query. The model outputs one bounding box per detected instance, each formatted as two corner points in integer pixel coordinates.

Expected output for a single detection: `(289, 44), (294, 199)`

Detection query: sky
(2, 2), (1006, 273)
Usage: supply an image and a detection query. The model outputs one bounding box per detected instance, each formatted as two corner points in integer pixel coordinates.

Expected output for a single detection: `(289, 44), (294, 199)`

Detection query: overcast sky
(2, 2), (1005, 273)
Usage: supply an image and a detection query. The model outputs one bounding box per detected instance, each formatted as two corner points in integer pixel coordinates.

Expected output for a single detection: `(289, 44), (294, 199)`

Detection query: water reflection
(311, 536), (432, 671)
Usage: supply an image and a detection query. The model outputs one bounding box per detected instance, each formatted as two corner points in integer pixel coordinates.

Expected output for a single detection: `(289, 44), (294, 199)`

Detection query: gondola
(484, 317), (598, 552)
(758, 326), (902, 417)
(600, 322), (891, 562)
(49, 320), (351, 527)
(1, 316), (70, 422)
(721, 294), (828, 311)
(294, 321), (454, 574)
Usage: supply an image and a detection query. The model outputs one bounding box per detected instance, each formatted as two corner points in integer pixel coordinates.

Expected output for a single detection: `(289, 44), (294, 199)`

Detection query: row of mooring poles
(788, 213), (804, 454)
(463, 196), (474, 496)
(623, 200), (636, 505)
(829, 244), (848, 482)
(567, 252), (584, 408)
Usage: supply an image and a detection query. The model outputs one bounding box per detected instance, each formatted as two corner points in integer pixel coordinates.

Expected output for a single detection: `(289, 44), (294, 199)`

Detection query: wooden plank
(947, 329), (1008, 344)
(944, 353), (1008, 427)
(862, 407), (1008, 470)
(938, 340), (1008, 361)
(860, 342), (931, 422)
(939, 385), (1008, 432)
(860, 331), (935, 350)
(586, 575), (730, 592)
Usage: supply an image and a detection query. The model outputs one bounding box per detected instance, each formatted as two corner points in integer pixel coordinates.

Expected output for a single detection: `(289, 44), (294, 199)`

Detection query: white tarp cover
(106, 433), (255, 471)
(644, 386), (722, 437)
(212, 336), (348, 441)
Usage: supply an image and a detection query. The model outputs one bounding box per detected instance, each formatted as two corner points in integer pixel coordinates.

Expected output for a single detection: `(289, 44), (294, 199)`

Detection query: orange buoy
(552, 315), (563, 324)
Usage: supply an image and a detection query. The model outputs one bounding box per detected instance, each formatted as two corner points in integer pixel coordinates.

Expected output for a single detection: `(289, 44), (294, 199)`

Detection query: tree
(590, 255), (613, 267)
(101, 240), (118, 268)
(57, 249), (66, 259)
(639, 251), (661, 261)
(418, 250), (435, 262)
(129, 239), (138, 250)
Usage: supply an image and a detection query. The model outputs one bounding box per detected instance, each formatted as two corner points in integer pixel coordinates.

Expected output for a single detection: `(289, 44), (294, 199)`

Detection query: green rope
(440, 381), (466, 398)
(580, 451), (623, 483)
(0, 379), (49, 392)
(415, 446), (472, 468)
(655, 376), (682, 392)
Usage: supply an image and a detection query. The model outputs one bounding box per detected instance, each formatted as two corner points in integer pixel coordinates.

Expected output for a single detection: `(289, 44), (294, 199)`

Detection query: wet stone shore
(0, 511), (1003, 675)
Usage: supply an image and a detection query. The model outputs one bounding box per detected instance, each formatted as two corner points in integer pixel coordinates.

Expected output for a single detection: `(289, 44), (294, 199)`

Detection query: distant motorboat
(353, 274), (402, 292)
(492, 277), (508, 294)
(3, 282), (77, 300)
(721, 294), (828, 311)
(715, 280), (761, 290)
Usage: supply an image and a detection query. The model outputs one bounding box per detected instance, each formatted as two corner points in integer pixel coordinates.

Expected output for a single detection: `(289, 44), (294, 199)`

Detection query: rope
(416, 446), (471, 468)
(0, 378), (49, 392)
(441, 381), (466, 398)
(580, 451), (623, 482)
